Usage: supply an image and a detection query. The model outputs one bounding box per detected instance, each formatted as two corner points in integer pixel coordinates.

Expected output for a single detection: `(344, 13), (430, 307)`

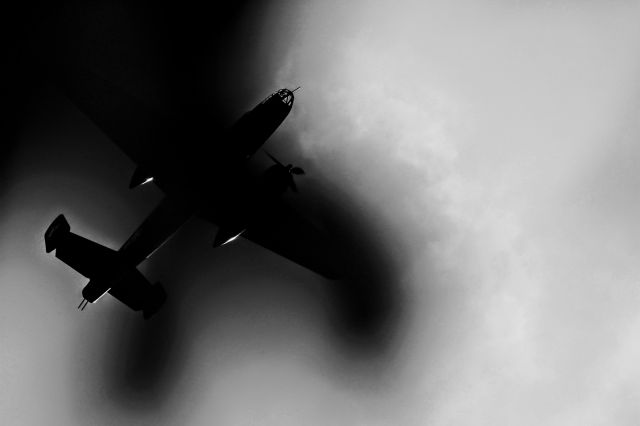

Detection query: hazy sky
(3, 1), (640, 425)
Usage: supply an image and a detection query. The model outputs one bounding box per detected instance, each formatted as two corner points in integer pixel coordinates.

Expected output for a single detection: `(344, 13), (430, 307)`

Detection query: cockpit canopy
(261, 88), (295, 108)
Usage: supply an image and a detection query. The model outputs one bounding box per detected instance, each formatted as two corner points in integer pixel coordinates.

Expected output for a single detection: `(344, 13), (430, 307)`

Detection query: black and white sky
(3, 1), (640, 425)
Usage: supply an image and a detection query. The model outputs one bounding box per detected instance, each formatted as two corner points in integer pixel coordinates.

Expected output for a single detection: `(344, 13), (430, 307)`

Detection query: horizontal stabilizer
(48, 221), (119, 280)
(107, 279), (166, 319)
(82, 279), (112, 303)
(45, 214), (70, 253)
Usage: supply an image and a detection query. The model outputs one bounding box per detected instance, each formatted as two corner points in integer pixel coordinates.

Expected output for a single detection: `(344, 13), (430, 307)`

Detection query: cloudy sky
(3, 1), (640, 425)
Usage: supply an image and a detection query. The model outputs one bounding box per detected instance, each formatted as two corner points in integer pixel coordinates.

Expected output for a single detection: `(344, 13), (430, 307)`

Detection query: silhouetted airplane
(45, 69), (340, 318)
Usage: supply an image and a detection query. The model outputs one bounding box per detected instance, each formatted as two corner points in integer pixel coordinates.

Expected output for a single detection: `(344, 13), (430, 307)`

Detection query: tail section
(45, 214), (166, 319)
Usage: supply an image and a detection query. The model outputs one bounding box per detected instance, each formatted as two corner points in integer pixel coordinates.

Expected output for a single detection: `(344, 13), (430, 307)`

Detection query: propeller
(265, 151), (305, 192)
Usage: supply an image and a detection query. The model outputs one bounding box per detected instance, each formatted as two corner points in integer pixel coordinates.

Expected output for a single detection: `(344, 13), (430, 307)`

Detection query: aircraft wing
(56, 66), (185, 175)
(242, 201), (343, 280)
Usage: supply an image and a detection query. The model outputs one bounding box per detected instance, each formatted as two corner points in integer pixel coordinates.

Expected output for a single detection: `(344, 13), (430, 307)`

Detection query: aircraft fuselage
(223, 88), (294, 162)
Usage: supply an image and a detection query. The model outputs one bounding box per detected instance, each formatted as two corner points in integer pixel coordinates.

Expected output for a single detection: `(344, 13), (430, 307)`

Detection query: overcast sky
(274, 1), (640, 424)
(3, 1), (640, 425)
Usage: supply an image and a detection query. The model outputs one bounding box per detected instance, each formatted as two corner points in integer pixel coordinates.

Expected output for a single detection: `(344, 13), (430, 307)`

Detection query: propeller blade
(265, 151), (304, 193)
(265, 151), (284, 167)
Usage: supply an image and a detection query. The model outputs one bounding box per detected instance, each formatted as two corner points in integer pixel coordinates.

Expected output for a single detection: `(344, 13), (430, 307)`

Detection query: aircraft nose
(276, 88), (294, 107)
